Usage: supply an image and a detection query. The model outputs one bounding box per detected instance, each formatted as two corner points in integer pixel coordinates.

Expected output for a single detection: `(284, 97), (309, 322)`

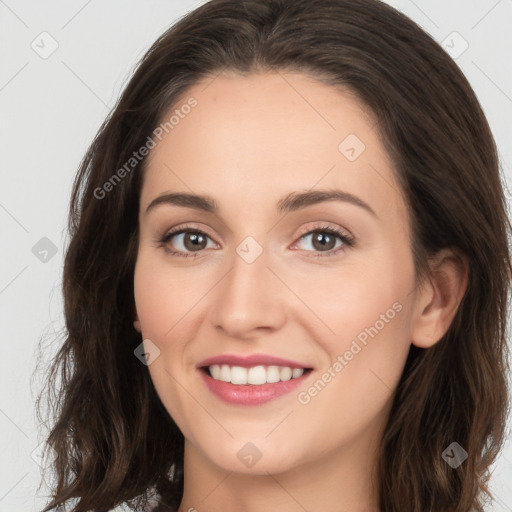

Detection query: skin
(133, 71), (467, 512)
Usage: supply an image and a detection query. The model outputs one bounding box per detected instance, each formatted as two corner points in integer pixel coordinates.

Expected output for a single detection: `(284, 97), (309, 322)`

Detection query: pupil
(185, 232), (206, 251)
(313, 232), (335, 251)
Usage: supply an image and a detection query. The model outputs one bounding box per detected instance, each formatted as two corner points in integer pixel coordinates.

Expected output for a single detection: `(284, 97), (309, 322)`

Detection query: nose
(209, 245), (287, 340)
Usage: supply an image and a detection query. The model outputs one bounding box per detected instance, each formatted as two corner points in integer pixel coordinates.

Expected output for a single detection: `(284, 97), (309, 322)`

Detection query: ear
(133, 310), (142, 333)
(411, 248), (468, 348)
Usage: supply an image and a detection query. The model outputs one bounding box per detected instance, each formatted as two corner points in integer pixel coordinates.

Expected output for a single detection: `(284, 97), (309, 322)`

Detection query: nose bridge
(209, 238), (286, 337)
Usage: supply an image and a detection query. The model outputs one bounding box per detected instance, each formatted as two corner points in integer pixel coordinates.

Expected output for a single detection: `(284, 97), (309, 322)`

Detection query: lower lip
(198, 369), (311, 405)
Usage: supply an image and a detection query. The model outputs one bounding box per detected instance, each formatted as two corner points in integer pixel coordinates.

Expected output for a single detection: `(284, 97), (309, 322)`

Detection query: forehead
(141, 71), (406, 225)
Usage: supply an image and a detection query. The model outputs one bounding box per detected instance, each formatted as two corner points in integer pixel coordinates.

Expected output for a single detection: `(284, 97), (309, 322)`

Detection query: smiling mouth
(200, 364), (314, 386)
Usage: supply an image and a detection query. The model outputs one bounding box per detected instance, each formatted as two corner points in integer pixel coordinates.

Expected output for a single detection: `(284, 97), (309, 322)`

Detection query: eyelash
(156, 223), (355, 259)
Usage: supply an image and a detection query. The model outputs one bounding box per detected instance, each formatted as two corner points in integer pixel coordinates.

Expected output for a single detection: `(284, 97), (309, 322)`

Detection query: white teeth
(207, 364), (307, 385)
(230, 366), (248, 385)
(279, 366), (292, 381)
(210, 364), (221, 380)
(292, 368), (304, 378)
(247, 365), (267, 385)
(220, 364), (231, 382)
(266, 365), (281, 383)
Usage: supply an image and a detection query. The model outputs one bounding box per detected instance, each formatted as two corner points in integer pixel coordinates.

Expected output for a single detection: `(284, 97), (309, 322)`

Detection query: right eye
(158, 226), (218, 258)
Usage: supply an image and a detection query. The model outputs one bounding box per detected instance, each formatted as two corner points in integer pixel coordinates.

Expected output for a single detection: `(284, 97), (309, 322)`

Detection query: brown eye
(292, 224), (355, 258)
(309, 231), (338, 251)
(296, 228), (347, 254)
(182, 231), (208, 251)
(160, 229), (216, 256)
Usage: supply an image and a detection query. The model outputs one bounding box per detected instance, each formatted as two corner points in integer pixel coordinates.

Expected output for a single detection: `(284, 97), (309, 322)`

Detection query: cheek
(133, 255), (199, 436)
(133, 253), (212, 418)
(289, 247), (415, 409)
(293, 293), (412, 448)
(288, 249), (414, 347)
(133, 252), (209, 338)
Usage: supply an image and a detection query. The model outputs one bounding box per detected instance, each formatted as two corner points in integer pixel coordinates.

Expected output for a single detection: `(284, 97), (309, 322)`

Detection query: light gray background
(1, 1), (511, 511)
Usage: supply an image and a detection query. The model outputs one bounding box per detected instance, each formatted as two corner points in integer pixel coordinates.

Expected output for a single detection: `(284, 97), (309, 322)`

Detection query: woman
(41, 0), (511, 511)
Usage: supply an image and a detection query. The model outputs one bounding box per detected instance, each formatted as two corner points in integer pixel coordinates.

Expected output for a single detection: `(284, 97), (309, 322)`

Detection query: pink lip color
(197, 353), (311, 369)
(198, 368), (311, 405)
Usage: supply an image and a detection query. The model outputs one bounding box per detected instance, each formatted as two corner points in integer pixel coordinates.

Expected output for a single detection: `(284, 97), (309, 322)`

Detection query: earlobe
(411, 249), (468, 348)
(133, 313), (142, 333)
(133, 302), (142, 332)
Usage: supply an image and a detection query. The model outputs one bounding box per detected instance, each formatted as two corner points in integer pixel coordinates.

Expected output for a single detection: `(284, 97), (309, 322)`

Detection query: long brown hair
(39, 0), (511, 510)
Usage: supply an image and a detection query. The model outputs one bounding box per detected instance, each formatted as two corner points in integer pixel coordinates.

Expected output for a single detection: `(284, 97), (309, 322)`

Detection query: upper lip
(197, 353), (313, 369)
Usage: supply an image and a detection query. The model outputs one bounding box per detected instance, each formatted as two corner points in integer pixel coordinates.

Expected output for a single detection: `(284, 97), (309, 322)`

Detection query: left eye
(295, 229), (347, 253)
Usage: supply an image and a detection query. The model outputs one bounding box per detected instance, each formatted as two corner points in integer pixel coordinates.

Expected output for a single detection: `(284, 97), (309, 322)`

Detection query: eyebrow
(145, 189), (377, 217)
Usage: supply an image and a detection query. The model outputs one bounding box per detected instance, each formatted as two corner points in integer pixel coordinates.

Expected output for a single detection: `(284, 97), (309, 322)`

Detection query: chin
(193, 435), (308, 476)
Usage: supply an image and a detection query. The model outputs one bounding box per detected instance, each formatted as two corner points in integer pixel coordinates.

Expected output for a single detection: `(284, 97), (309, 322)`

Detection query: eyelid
(161, 222), (219, 243)
(293, 222), (353, 242)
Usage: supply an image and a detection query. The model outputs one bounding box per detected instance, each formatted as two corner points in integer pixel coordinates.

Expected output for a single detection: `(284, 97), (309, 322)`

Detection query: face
(133, 71), (420, 475)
